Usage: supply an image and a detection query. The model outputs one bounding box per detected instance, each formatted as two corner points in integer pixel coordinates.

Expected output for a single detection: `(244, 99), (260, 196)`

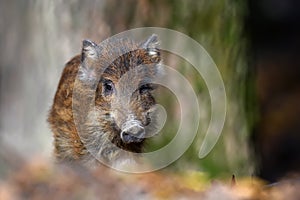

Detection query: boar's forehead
(101, 49), (159, 83)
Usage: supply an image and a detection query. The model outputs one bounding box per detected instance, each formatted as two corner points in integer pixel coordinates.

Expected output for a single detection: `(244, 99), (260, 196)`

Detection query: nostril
(128, 126), (144, 137)
(120, 125), (145, 143)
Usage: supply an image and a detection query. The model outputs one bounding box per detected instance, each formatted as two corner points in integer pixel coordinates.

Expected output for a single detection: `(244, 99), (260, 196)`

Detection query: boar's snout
(120, 120), (145, 144)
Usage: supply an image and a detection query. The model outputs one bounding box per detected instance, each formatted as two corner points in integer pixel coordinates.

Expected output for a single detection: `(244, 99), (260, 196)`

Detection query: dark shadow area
(246, 0), (300, 182)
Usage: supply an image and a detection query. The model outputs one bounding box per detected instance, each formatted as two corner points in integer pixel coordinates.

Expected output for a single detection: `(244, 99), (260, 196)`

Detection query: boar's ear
(139, 34), (160, 57)
(140, 34), (159, 49)
(80, 39), (101, 81)
(81, 39), (101, 67)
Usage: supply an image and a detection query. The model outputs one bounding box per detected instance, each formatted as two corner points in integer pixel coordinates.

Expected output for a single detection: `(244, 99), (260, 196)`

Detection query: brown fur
(48, 36), (161, 166)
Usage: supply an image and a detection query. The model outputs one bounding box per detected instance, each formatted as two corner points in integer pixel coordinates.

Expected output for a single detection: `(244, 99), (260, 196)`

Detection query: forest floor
(0, 157), (299, 200)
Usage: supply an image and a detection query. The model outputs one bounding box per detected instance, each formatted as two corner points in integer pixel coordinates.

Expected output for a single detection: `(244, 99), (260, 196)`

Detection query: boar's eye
(102, 80), (115, 96)
(139, 84), (153, 95)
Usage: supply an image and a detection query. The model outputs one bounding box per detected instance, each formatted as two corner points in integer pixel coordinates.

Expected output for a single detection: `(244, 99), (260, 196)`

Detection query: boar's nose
(120, 121), (145, 144)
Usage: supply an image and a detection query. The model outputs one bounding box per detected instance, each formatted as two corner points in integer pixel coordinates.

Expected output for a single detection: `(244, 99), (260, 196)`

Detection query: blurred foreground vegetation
(1, 158), (300, 200)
